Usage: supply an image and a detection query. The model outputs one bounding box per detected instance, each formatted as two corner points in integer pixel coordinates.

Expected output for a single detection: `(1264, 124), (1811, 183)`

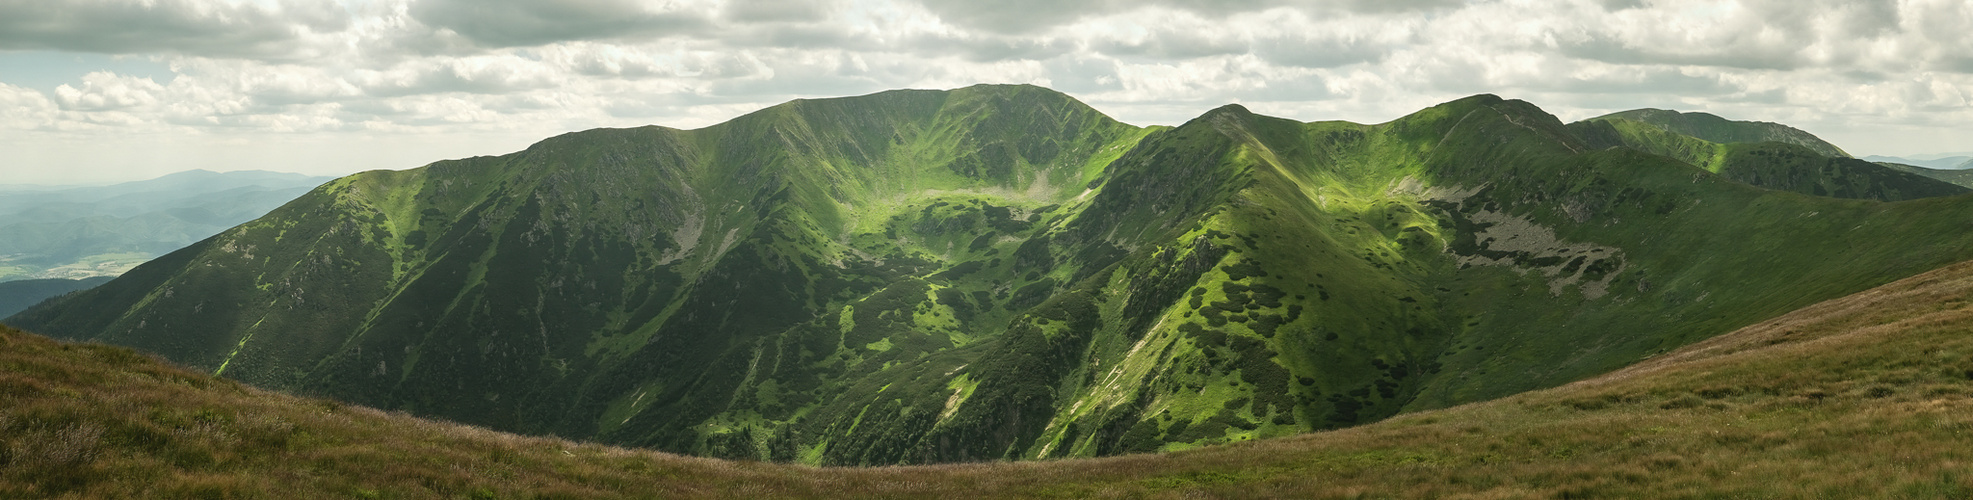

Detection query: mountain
(0, 277), (111, 318)
(0, 170), (334, 282)
(1862, 154), (1973, 170)
(1571, 112), (1966, 201)
(1584, 108), (1851, 157)
(16, 85), (1973, 466)
(7, 255), (1973, 497)
(1877, 162), (1973, 189)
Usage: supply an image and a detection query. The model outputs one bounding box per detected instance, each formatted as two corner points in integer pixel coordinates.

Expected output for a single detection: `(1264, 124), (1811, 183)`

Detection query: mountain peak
(1588, 108), (1850, 158)
(1202, 103), (1254, 118)
(1178, 103), (1257, 129)
(1449, 93), (1506, 106)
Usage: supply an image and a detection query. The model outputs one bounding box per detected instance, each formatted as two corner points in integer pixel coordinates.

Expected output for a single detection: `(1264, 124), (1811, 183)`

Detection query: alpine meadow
(13, 81), (1973, 491)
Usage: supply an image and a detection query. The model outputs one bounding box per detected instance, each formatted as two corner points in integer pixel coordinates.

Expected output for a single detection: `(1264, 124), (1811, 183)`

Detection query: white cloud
(52, 71), (165, 111)
(0, 0), (346, 59)
(0, 82), (57, 129)
(5, 0), (1973, 185)
(409, 0), (715, 48)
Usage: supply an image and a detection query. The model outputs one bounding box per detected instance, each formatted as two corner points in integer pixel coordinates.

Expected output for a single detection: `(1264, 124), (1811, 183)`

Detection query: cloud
(1085, 20), (1249, 61)
(1554, 32), (1808, 71)
(16, 0), (1973, 186)
(1253, 35), (1397, 68)
(912, 0), (1109, 34)
(905, 33), (1077, 62)
(357, 56), (562, 97)
(910, 0), (1465, 34)
(537, 43), (767, 79)
(724, 0), (838, 23)
(409, 0), (713, 48)
(53, 71), (166, 111)
(0, 82), (57, 129)
(1543, 0), (1958, 72)
(0, 0), (344, 59)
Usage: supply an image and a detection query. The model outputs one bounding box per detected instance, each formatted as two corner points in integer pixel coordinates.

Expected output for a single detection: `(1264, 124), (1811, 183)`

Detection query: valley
(0, 170), (334, 283)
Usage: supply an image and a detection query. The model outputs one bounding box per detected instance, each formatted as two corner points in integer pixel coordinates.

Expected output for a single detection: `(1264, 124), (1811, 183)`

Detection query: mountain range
(1584, 108), (1852, 158)
(0, 276), (112, 319)
(12, 84), (1973, 467)
(6, 250), (1972, 497)
(1863, 154), (1973, 170)
(0, 170), (333, 283)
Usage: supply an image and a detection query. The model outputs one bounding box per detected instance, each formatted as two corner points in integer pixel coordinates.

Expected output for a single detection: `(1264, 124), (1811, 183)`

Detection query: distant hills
(1863, 154), (1973, 170)
(0, 170), (332, 282)
(1877, 162), (1973, 189)
(15, 85), (1973, 467)
(1571, 113), (1964, 201)
(0, 277), (112, 318)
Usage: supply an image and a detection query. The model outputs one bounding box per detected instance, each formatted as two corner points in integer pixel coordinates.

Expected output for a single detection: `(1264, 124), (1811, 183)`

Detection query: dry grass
(11, 261), (1973, 498)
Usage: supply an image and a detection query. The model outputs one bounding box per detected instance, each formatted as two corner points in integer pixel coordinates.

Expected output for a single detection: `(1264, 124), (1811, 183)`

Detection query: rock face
(16, 85), (1973, 465)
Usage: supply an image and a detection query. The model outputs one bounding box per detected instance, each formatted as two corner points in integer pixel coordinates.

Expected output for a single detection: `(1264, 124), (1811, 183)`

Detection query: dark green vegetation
(1879, 161), (1973, 189)
(1587, 108), (1851, 157)
(1572, 112), (1967, 201)
(0, 277), (110, 318)
(9, 259), (1973, 498)
(15, 84), (1973, 466)
(0, 170), (332, 282)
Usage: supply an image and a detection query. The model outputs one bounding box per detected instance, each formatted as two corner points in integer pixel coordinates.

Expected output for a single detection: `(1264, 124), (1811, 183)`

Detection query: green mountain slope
(1585, 108), (1851, 157)
(1879, 161), (1973, 189)
(1570, 114), (1966, 201)
(0, 277), (111, 318)
(8, 257), (1973, 498)
(15, 86), (1973, 466)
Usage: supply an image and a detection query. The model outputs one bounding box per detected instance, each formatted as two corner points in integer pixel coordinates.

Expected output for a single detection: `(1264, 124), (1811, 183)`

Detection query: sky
(2, 0), (1972, 184)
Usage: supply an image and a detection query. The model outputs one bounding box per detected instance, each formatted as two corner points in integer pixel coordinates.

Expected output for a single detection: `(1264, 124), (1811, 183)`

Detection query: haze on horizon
(2, 0), (1970, 185)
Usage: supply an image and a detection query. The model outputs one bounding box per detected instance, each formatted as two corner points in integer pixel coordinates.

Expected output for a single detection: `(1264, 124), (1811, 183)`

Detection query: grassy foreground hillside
(9, 257), (1973, 498)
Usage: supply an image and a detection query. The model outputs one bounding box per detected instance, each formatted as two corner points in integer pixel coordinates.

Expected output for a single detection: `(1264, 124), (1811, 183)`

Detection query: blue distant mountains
(0, 169), (332, 282)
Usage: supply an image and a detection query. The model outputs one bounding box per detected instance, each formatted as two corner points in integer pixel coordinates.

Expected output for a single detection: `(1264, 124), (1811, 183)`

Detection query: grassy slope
(1570, 117), (1967, 201)
(9, 257), (1973, 498)
(1586, 108), (1851, 158)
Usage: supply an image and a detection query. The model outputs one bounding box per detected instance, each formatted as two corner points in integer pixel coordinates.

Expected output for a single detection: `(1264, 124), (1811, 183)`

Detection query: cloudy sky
(2, 0), (1970, 184)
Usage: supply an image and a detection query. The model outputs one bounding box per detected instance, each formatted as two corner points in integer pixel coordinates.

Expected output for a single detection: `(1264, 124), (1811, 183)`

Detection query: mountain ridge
(15, 85), (1973, 465)
(1569, 111), (1965, 201)
(1863, 154), (1973, 170)
(1584, 107), (1851, 157)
